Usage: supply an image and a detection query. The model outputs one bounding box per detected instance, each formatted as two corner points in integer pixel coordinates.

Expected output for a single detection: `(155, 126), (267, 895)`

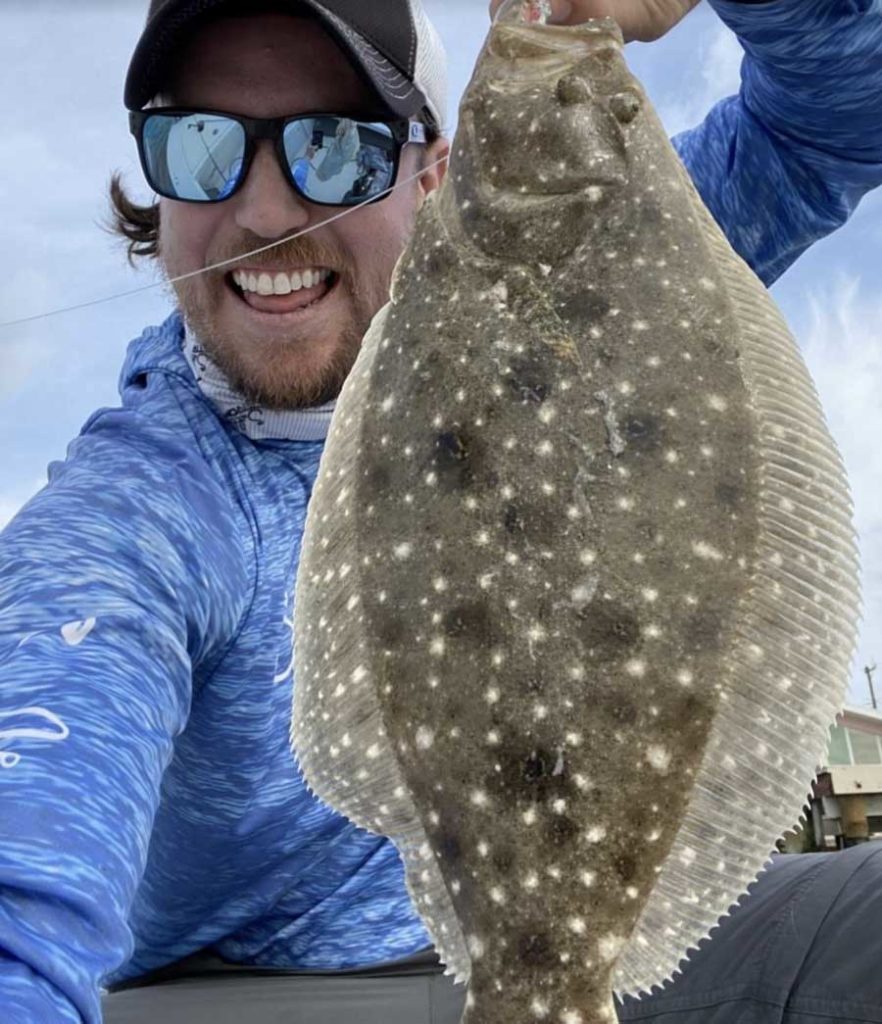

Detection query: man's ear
(418, 137), (451, 198)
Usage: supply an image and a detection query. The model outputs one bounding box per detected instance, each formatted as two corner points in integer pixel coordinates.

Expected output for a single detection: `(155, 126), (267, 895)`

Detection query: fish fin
(291, 301), (471, 985)
(614, 171), (860, 997)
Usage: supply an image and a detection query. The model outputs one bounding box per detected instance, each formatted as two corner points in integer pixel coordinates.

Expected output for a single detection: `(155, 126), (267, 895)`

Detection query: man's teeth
(233, 268), (332, 296)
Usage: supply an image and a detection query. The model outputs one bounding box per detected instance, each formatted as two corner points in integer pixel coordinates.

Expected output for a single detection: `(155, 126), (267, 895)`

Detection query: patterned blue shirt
(1, 1), (881, 1020)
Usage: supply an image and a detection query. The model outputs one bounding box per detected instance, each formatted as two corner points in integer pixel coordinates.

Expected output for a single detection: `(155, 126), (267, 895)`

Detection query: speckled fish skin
(292, 17), (859, 1024)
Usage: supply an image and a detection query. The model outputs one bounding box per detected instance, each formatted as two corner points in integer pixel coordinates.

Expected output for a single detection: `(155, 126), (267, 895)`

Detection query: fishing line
(0, 154), (448, 334)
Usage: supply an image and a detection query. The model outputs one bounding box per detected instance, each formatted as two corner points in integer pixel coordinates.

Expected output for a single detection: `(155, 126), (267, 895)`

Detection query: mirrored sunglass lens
(143, 113), (246, 201)
(283, 117), (396, 204)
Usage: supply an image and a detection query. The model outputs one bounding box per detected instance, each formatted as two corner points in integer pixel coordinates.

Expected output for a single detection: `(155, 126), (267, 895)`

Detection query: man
(0, 1), (880, 1022)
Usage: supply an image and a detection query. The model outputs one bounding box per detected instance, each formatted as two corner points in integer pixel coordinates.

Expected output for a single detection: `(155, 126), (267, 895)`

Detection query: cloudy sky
(1, 1), (879, 706)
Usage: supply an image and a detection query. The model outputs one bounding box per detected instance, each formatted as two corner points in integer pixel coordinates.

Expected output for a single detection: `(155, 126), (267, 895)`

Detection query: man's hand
(488, 0), (701, 43)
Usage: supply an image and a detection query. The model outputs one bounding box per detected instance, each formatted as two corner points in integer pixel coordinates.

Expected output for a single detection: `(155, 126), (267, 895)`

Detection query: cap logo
(409, 122), (427, 144)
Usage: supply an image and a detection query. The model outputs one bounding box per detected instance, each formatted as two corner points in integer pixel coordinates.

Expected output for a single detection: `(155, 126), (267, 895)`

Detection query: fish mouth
(473, 177), (617, 209)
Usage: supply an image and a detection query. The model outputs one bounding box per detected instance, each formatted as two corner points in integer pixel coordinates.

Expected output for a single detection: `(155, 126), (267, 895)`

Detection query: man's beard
(164, 233), (381, 411)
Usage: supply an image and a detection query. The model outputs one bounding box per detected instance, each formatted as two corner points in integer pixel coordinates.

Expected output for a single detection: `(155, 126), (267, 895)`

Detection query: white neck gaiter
(182, 327), (335, 442)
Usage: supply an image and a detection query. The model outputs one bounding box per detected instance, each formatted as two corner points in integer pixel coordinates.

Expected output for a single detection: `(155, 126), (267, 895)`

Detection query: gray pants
(102, 949), (468, 1024)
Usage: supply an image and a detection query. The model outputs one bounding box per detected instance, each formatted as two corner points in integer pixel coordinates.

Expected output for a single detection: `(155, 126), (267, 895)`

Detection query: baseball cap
(124, 0), (448, 130)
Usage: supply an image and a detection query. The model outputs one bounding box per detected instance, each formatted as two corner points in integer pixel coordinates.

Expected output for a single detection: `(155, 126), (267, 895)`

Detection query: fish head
(444, 18), (644, 264)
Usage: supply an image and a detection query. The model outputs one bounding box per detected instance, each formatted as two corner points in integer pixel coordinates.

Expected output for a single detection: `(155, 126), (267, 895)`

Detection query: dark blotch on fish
(686, 605), (726, 653)
(716, 479), (745, 509)
(577, 600), (641, 660)
(607, 699), (639, 727)
(433, 431), (475, 491)
(443, 603), (494, 643)
(523, 749), (556, 783)
(364, 462), (392, 493)
(375, 610), (407, 648)
(492, 846), (516, 874)
(557, 289), (611, 325)
(549, 814), (581, 846)
(437, 833), (463, 864)
(507, 356), (550, 405)
(518, 929), (558, 969)
(504, 504), (524, 534)
(623, 413), (664, 450)
(615, 852), (638, 884)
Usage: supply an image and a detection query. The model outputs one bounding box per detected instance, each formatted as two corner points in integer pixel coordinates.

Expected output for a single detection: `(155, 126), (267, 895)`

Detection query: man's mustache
(212, 235), (350, 275)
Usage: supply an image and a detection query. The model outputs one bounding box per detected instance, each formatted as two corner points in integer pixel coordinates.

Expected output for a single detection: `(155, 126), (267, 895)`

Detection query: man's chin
(191, 319), (360, 411)
(174, 272), (378, 411)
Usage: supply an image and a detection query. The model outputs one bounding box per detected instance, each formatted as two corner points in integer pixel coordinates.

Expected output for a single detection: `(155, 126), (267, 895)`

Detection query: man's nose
(233, 140), (311, 238)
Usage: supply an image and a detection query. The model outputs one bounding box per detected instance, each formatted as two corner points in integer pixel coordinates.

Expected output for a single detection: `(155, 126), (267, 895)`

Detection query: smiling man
(129, 2), (449, 417)
(0, 1), (881, 1023)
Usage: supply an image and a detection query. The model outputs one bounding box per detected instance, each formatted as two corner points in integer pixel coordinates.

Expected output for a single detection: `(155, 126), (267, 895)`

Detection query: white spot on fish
(416, 727), (434, 750)
(646, 745), (672, 773)
(393, 542), (413, 560)
(692, 541), (725, 562)
(707, 394), (728, 411)
(471, 790), (489, 808)
(598, 934), (626, 963)
(585, 825), (607, 844)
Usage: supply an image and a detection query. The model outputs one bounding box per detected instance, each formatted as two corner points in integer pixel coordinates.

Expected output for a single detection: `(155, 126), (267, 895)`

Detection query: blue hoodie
(1, 1), (881, 1020)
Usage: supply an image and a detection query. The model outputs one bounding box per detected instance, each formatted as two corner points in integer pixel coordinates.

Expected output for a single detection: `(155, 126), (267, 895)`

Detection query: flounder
(291, 10), (860, 1023)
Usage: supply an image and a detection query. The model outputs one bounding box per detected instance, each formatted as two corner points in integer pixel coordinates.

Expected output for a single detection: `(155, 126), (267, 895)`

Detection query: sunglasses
(129, 108), (428, 207)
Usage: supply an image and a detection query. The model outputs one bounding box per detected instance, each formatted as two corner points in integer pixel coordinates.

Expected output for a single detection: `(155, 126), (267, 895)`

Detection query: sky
(0, 1), (879, 706)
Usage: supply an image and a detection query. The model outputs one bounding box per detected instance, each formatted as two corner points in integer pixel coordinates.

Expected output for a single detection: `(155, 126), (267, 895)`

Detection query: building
(811, 705), (882, 848)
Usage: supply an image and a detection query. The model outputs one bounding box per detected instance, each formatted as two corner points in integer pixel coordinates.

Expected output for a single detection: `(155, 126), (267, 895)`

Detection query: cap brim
(124, 0), (428, 119)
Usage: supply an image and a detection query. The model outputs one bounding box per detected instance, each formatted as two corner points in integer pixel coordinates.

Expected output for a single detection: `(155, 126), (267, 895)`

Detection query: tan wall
(828, 763), (882, 795)
(841, 710), (882, 739)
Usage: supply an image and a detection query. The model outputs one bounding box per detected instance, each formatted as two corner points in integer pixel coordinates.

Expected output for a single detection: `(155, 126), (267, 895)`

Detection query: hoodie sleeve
(673, 0), (882, 286)
(0, 400), (250, 1022)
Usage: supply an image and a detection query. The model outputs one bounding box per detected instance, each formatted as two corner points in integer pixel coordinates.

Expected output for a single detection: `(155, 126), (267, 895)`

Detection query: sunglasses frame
(129, 107), (426, 207)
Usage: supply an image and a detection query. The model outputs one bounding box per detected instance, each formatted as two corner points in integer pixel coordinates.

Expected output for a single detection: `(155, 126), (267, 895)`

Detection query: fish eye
(609, 91), (642, 124)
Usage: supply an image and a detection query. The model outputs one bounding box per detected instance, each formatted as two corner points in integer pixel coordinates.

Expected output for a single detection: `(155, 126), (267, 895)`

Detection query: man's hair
(108, 118), (441, 265)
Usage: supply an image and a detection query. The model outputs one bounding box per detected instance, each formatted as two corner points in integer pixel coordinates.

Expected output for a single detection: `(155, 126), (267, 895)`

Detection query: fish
(291, 11), (860, 1024)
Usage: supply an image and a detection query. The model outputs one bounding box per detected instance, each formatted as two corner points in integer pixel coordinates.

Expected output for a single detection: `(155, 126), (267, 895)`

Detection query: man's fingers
(488, 0), (579, 23)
